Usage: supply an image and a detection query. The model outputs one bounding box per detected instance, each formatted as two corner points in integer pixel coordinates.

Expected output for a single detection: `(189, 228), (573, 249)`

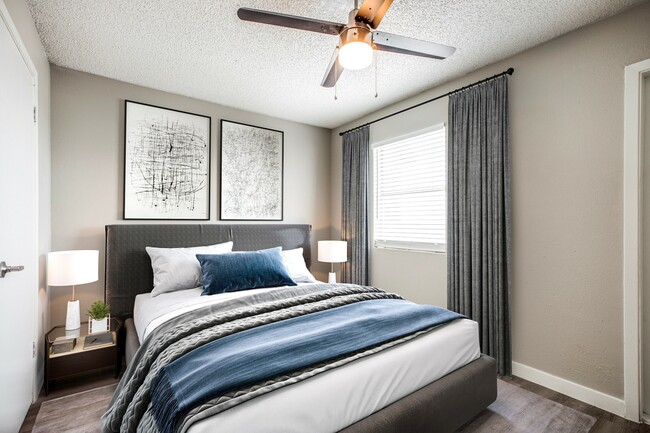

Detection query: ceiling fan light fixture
(338, 24), (374, 71)
(339, 41), (374, 70)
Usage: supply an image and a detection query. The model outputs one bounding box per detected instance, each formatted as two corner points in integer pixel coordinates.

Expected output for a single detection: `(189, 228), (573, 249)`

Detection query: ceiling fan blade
(372, 31), (456, 59)
(321, 49), (344, 88)
(356, 0), (393, 29)
(237, 8), (344, 35)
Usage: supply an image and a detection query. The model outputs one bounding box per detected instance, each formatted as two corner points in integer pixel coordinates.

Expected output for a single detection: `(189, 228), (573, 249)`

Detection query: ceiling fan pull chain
(374, 52), (378, 98)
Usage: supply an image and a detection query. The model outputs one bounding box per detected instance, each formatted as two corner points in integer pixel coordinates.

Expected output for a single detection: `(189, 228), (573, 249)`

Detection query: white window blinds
(373, 125), (446, 252)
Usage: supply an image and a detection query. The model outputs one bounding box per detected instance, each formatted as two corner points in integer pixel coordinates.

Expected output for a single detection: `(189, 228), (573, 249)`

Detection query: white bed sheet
(134, 287), (281, 343)
(133, 287), (480, 433)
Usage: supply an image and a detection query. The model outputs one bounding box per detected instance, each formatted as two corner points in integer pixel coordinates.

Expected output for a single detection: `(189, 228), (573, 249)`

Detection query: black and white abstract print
(220, 120), (283, 220)
(124, 101), (210, 219)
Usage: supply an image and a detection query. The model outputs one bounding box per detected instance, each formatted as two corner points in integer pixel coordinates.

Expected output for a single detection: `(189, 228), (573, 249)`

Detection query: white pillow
(281, 248), (317, 283)
(146, 241), (233, 296)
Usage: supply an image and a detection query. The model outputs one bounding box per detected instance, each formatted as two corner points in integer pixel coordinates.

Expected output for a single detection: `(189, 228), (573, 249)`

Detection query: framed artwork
(220, 120), (284, 221)
(123, 100), (211, 220)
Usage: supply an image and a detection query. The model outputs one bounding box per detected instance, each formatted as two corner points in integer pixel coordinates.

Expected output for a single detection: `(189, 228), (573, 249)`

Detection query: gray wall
(50, 66), (331, 327)
(330, 2), (650, 398)
(4, 0), (51, 398)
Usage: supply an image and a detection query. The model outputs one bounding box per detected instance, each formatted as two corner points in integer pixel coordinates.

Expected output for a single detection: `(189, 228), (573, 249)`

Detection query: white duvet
(133, 285), (480, 432)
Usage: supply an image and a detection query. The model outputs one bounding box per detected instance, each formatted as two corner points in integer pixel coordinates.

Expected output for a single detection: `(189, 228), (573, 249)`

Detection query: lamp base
(328, 272), (337, 284)
(65, 300), (80, 331)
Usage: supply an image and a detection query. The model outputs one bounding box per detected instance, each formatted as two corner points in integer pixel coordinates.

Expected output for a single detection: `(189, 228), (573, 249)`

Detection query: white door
(0, 6), (38, 433)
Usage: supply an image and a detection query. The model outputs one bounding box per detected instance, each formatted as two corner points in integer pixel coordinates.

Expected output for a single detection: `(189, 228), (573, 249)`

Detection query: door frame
(0, 0), (40, 401)
(624, 58), (650, 422)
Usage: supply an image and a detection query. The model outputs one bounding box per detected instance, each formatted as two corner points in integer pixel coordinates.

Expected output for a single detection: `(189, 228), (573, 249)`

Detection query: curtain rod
(339, 67), (514, 137)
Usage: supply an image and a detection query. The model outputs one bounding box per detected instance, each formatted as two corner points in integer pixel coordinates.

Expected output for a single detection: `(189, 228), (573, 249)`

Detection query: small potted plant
(87, 300), (110, 334)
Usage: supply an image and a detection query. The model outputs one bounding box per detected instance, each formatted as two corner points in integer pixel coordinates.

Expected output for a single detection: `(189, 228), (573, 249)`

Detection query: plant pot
(88, 316), (110, 334)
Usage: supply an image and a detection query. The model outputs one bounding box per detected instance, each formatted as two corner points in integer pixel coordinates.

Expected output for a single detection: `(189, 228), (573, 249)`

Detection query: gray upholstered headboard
(105, 224), (312, 318)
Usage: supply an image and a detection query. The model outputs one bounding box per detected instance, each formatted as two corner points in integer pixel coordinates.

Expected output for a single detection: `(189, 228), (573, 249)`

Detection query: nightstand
(44, 318), (122, 395)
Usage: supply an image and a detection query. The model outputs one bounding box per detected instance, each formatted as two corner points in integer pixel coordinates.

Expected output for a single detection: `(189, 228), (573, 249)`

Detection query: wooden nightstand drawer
(49, 345), (116, 379)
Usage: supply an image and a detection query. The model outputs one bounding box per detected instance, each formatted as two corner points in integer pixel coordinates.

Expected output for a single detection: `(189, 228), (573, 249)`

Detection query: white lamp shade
(318, 241), (348, 263)
(47, 250), (99, 286)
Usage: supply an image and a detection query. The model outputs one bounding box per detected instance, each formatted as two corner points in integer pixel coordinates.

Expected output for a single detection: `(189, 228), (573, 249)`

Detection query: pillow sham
(281, 248), (317, 283)
(146, 241), (233, 297)
(197, 247), (297, 295)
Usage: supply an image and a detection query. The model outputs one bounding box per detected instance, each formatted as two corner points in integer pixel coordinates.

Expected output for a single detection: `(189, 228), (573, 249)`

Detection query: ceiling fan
(237, 0), (456, 88)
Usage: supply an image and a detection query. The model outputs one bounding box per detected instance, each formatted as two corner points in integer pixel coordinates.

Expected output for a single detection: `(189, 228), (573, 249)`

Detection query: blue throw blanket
(151, 298), (463, 433)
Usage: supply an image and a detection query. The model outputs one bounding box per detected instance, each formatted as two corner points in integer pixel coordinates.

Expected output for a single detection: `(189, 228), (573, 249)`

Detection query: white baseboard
(512, 361), (626, 418)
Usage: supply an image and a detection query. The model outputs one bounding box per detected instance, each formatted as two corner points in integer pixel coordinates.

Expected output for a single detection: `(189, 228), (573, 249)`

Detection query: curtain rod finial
(506, 67), (514, 75)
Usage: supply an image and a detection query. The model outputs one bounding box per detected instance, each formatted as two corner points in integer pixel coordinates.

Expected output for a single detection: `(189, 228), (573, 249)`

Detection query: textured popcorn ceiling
(27, 0), (645, 128)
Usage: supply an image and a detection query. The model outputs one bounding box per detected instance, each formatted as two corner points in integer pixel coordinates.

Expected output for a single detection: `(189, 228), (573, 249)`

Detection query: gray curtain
(447, 75), (512, 376)
(341, 126), (369, 285)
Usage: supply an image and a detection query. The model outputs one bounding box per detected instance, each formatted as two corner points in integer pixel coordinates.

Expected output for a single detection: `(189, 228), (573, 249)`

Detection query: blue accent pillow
(197, 247), (297, 295)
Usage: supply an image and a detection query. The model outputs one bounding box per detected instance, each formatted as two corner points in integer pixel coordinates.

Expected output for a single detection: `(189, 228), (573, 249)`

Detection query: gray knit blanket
(101, 284), (439, 433)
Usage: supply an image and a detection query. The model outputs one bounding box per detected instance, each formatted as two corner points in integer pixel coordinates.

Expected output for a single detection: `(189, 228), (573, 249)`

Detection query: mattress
(132, 286), (480, 432)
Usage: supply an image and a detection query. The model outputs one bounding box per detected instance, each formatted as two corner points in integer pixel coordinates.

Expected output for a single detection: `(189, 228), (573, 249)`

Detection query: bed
(102, 224), (496, 433)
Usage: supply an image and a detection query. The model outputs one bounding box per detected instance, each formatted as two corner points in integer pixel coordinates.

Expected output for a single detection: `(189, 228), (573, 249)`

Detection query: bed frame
(104, 223), (496, 433)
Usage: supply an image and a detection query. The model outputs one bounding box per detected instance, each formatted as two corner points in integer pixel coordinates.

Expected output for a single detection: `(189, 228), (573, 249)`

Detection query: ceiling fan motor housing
(342, 8), (373, 46)
(339, 25), (373, 48)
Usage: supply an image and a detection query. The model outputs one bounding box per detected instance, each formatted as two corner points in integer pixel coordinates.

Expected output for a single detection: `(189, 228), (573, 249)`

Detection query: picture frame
(220, 120), (284, 221)
(124, 100), (211, 220)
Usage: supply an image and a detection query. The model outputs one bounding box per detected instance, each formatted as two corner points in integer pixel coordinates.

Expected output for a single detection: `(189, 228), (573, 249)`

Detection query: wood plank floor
(499, 376), (650, 433)
(19, 368), (119, 433)
(19, 372), (650, 432)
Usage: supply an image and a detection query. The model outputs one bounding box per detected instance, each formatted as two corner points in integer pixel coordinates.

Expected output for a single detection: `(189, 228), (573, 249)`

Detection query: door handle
(0, 261), (24, 278)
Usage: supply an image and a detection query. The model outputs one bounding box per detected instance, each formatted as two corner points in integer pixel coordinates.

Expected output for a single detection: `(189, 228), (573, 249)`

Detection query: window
(373, 125), (446, 253)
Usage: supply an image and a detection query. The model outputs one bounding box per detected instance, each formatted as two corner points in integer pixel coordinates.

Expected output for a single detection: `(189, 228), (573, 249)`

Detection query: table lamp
(47, 250), (99, 331)
(318, 240), (347, 284)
